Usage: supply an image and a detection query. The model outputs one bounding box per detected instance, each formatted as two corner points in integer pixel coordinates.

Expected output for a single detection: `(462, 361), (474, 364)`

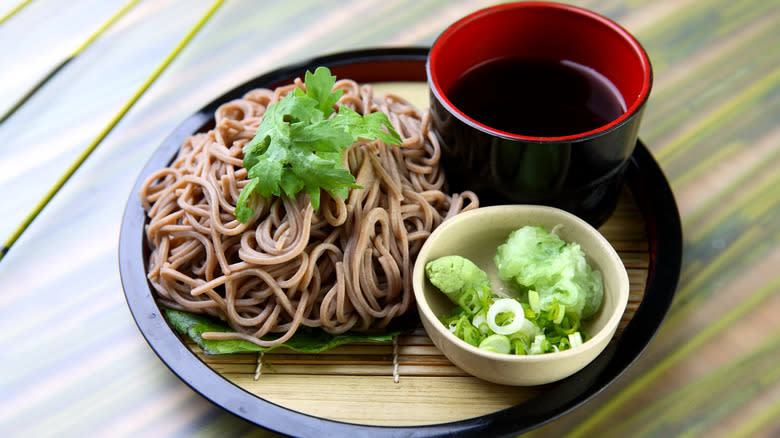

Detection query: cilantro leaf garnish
(234, 66), (402, 222)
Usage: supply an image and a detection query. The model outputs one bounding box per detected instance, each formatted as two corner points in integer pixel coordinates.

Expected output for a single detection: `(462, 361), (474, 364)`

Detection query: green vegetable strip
(479, 334), (512, 354)
(164, 307), (414, 354)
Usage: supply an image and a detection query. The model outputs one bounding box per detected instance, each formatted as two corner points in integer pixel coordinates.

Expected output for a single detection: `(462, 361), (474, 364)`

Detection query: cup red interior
(428, 1), (652, 141)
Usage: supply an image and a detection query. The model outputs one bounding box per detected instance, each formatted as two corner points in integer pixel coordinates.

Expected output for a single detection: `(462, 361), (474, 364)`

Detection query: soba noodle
(140, 77), (478, 347)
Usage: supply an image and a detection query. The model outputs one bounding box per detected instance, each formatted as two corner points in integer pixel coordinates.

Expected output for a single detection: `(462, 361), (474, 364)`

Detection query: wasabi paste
(424, 255), (490, 305)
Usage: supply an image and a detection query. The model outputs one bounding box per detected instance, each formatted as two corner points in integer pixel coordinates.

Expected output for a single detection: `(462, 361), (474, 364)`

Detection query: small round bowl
(427, 1), (653, 227)
(412, 205), (629, 386)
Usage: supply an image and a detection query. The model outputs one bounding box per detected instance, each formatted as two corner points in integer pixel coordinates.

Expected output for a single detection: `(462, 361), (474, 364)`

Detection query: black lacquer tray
(119, 48), (682, 437)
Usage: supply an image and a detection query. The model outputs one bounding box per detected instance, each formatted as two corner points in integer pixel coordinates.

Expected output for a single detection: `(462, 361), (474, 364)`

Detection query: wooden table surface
(1, 0), (778, 437)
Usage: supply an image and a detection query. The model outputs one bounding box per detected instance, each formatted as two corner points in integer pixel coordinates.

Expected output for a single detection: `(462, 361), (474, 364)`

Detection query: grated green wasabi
(495, 225), (603, 320)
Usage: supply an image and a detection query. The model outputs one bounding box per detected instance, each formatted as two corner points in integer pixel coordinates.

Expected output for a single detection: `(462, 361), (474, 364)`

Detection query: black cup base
(447, 156), (631, 228)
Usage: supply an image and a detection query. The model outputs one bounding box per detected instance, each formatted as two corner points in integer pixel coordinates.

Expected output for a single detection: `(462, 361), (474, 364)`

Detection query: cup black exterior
(430, 92), (646, 228)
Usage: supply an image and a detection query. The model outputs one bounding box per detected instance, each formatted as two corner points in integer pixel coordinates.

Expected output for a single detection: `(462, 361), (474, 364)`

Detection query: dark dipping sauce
(448, 57), (626, 137)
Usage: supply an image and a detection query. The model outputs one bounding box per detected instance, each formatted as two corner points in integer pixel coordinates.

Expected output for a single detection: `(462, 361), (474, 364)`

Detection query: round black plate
(119, 47), (682, 437)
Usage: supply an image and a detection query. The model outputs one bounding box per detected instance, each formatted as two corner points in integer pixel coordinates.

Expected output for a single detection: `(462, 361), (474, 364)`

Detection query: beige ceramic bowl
(412, 205), (629, 386)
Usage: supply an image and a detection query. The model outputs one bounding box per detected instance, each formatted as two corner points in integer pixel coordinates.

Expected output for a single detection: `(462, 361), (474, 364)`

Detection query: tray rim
(118, 47), (682, 438)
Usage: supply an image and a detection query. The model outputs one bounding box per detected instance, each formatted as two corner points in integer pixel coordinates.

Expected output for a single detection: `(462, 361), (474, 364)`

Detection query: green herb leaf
(235, 66), (402, 221)
(163, 307), (413, 355)
(296, 68), (342, 117)
(234, 178), (259, 222)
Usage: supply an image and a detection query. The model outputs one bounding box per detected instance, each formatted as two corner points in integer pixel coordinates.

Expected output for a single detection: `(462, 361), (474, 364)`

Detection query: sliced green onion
(568, 332), (584, 348)
(550, 302), (566, 324)
(521, 302), (536, 320)
(430, 254), (592, 356)
(529, 334), (550, 355)
(447, 320), (457, 333)
(528, 290), (542, 313)
(454, 316), (483, 346)
(508, 331), (531, 344)
(471, 312), (490, 335)
(511, 338), (528, 355)
(479, 334), (511, 354)
(555, 315), (579, 335)
(486, 298), (528, 335)
(457, 288), (481, 315)
(478, 285), (492, 310)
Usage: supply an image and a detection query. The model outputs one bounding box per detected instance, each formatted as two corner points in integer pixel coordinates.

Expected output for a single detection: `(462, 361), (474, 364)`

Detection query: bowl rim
(412, 204), (630, 364)
(426, 1), (653, 143)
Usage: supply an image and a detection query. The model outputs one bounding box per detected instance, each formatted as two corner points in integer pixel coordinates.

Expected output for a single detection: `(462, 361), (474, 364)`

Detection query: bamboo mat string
(0, 0), (227, 261)
(393, 335), (400, 383)
(0, 0), (140, 125)
(0, 0), (34, 26)
(254, 352), (264, 381)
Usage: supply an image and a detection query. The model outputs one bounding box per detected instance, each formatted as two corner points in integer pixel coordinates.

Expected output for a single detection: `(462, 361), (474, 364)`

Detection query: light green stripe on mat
(744, 175), (780, 220)
(667, 224), (778, 333)
(669, 141), (743, 188)
(0, 0), (33, 26)
(730, 396), (780, 438)
(641, 5), (778, 151)
(675, 225), (762, 301)
(689, 169), (780, 241)
(562, 274), (780, 438)
(604, 332), (780, 437)
(654, 65), (780, 165)
(682, 145), (780, 229)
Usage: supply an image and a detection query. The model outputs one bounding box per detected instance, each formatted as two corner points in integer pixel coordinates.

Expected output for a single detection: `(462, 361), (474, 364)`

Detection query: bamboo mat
(181, 187), (649, 426)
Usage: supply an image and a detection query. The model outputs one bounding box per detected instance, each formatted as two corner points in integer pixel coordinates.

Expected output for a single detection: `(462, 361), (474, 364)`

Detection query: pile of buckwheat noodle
(140, 76), (478, 347)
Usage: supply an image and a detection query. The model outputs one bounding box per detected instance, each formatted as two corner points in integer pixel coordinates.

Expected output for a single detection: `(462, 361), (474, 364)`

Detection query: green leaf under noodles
(163, 307), (414, 355)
